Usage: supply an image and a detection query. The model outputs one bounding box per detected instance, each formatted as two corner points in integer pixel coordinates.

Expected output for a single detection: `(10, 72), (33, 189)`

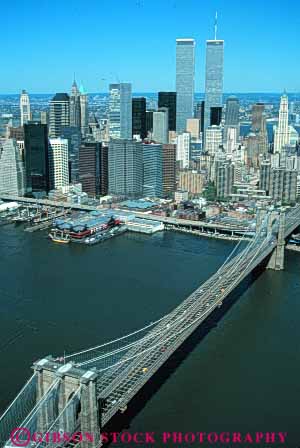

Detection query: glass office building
(176, 39), (195, 134)
(108, 83), (132, 140)
(204, 40), (224, 132)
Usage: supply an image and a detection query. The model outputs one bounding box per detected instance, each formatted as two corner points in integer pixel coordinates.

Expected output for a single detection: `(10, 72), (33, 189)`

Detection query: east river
(0, 224), (299, 446)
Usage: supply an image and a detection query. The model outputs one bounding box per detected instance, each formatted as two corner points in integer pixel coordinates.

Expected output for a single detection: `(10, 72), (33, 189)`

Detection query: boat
(49, 230), (70, 244)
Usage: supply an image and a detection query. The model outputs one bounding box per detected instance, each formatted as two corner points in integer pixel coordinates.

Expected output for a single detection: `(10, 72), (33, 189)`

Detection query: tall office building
(186, 119), (201, 140)
(79, 83), (89, 137)
(69, 80), (81, 128)
(108, 83), (132, 139)
(132, 98), (146, 139)
(20, 90), (31, 126)
(146, 110), (154, 135)
(48, 138), (69, 190)
(49, 93), (70, 138)
(61, 126), (82, 183)
(251, 103), (268, 154)
(194, 100), (205, 133)
(108, 139), (143, 197)
(176, 39), (195, 133)
(204, 21), (224, 132)
(24, 121), (49, 193)
(176, 132), (191, 169)
(162, 144), (176, 196)
(142, 143), (163, 197)
(251, 103), (265, 132)
(152, 108), (169, 144)
(269, 167), (297, 204)
(225, 96), (239, 140)
(0, 139), (26, 196)
(205, 125), (223, 155)
(100, 145), (109, 195)
(79, 142), (101, 196)
(215, 161), (234, 199)
(274, 94), (289, 153)
(158, 92), (177, 132)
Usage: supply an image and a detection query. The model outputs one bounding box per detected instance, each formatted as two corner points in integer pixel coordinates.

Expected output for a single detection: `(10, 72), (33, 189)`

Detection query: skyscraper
(225, 96), (239, 127)
(132, 98), (146, 139)
(108, 83), (132, 139)
(108, 139), (143, 197)
(204, 19), (224, 133)
(176, 132), (191, 169)
(176, 39), (195, 133)
(79, 142), (101, 196)
(158, 92), (177, 132)
(274, 94), (289, 153)
(20, 90), (31, 126)
(205, 125), (223, 155)
(0, 139), (26, 196)
(79, 83), (89, 137)
(24, 121), (49, 193)
(48, 138), (69, 190)
(142, 143), (163, 197)
(49, 93), (70, 138)
(152, 108), (169, 144)
(162, 144), (176, 196)
(251, 103), (268, 154)
(70, 80), (81, 128)
(61, 126), (82, 183)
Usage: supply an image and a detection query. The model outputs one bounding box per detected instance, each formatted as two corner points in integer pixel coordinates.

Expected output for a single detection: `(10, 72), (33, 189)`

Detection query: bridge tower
(33, 357), (100, 448)
(267, 209), (286, 271)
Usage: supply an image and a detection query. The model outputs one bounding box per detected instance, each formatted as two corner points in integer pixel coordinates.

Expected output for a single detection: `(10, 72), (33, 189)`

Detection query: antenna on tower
(214, 11), (218, 40)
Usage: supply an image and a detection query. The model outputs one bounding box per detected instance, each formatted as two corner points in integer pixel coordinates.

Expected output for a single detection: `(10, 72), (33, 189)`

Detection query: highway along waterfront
(0, 224), (299, 446)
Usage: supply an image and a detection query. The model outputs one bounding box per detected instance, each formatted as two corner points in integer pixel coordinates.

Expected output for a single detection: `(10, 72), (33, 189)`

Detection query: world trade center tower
(204, 38), (224, 132)
(176, 38), (195, 134)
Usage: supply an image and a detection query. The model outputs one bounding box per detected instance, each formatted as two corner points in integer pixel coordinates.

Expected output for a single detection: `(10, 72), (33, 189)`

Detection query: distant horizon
(1, 91), (300, 96)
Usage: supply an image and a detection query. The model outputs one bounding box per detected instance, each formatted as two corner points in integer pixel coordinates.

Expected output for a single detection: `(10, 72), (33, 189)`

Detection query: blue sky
(1, 0), (300, 93)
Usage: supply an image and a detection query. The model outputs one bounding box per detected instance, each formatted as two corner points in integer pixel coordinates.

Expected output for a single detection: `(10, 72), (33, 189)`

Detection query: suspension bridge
(1, 205), (300, 448)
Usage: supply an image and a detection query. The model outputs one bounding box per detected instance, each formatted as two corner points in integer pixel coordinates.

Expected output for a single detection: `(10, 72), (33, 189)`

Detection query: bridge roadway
(85, 208), (300, 426)
(0, 194), (252, 233)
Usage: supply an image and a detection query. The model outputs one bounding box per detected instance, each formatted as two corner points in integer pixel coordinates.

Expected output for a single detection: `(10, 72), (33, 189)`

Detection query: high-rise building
(179, 169), (205, 195)
(49, 93), (70, 138)
(251, 103), (268, 154)
(194, 100), (205, 134)
(269, 167), (297, 204)
(108, 139), (143, 197)
(142, 143), (163, 197)
(186, 119), (201, 140)
(79, 142), (101, 196)
(215, 161), (234, 199)
(251, 103), (265, 132)
(176, 132), (191, 169)
(158, 92), (177, 132)
(100, 145), (108, 196)
(176, 39), (195, 133)
(132, 98), (146, 139)
(162, 144), (176, 196)
(61, 126), (82, 183)
(204, 36), (224, 132)
(24, 121), (49, 193)
(152, 108), (169, 144)
(79, 83), (89, 137)
(48, 138), (69, 190)
(274, 94), (289, 153)
(205, 125), (222, 155)
(0, 139), (26, 196)
(20, 90), (31, 126)
(225, 96), (239, 127)
(69, 80), (81, 128)
(146, 110), (154, 135)
(40, 111), (48, 125)
(260, 160), (271, 195)
(108, 83), (132, 139)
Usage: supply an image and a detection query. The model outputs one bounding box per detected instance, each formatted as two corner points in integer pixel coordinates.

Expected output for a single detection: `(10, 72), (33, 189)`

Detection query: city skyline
(1, 0), (300, 93)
